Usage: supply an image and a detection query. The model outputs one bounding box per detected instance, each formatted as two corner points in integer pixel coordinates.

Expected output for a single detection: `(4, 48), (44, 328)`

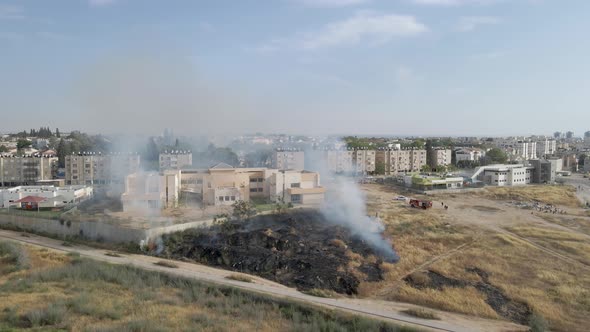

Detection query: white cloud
(89, 0), (117, 7)
(0, 5), (25, 20)
(292, 0), (370, 7)
(300, 12), (427, 49)
(457, 16), (501, 31)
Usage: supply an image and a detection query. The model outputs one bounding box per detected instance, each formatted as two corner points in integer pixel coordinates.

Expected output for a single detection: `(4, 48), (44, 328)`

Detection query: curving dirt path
(0, 229), (526, 332)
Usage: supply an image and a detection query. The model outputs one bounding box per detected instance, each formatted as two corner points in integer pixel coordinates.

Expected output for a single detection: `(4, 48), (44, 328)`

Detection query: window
(291, 183), (300, 188)
(196, 179), (203, 184)
(219, 196), (223, 201)
(231, 196), (236, 201)
(291, 194), (302, 203)
(250, 188), (257, 192)
(225, 196), (230, 201)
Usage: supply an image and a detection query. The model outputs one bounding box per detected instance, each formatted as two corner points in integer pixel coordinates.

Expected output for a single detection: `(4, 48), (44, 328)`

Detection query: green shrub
(529, 312), (548, 332)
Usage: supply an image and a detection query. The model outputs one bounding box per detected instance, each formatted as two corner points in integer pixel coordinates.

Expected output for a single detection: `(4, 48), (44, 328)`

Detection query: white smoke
(306, 146), (399, 262)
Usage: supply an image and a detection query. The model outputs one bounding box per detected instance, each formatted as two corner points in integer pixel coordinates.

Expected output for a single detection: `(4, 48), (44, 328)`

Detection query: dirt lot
(359, 183), (590, 332)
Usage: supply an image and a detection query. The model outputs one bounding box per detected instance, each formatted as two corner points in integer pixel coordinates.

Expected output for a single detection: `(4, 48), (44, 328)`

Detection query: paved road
(560, 174), (590, 206)
(0, 229), (525, 332)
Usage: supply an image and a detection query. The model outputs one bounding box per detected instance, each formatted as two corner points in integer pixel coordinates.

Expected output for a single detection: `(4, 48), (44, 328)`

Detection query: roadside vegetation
(0, 242), (414, 332)
(478, 185), (580, 208)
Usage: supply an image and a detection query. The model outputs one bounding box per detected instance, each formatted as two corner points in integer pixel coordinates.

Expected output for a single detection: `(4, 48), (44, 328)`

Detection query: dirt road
(0, 229), (525, 332)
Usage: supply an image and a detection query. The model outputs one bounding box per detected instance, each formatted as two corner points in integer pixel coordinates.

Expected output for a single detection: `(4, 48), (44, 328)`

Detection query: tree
(55, 128), (60, 138)
(231, 200), (256, 221)
(56, 139), (69, 168)
(273, 197), (292, 214)
(579, 154), (587, 167)
(375, 161), (385, 175)
(0, 145), (8, 153)
(485, 148), (508, 164)
(17, 139), (31, 151)
(420, 164), (431, 173)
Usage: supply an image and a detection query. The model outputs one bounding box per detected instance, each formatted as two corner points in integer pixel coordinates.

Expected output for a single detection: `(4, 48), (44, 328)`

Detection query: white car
(394, 196), (407, 201)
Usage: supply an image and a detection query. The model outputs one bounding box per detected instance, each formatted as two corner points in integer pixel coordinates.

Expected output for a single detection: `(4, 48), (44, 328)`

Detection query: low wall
(0, 214), (213, 244)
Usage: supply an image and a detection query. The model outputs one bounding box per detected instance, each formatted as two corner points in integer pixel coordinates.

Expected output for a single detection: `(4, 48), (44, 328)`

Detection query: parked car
(394, 196), (407, 201)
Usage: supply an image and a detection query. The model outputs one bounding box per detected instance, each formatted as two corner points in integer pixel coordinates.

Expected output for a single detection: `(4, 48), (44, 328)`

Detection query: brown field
(359, 183), (590, 332)
(476, 185), (581, 208)
(0, 243), (409, 332)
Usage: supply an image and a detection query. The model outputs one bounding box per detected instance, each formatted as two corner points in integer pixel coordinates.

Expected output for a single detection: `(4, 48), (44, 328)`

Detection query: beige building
(121, 170), (181, 212)
(65, 152), (140, 187)
(0, 155), (57, 187)
(428, 148), (452, 169)
(325, 150), (354, 174)
(352, 149), (376, 175)
(159, 150), (193, 171)
(376, 148), (427, 175)
(179, 163), (324, 206)
(272, 149), (304, 170)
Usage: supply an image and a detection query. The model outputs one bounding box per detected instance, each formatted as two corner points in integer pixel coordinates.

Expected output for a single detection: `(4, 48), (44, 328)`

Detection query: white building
(471, 164), (533, 186)
(494, 138), (537, 160)
(272, 149), (305, 171)
(536, 138), (557, 157)
(0, 185), (93, 209)
(455, 148), (486, 162)
(121, 170), (181, 212)
(159, 150), (193, 171)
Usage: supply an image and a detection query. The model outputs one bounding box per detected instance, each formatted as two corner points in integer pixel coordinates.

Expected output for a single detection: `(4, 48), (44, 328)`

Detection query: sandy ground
(362, 183), (590, 271)
(0, 228), (525, 332)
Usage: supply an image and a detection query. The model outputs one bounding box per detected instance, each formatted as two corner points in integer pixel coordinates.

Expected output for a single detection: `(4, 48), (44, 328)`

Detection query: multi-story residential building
(325, 150), (354, 174)
(179, 163), (324, 206)
(0, 155), (57, 187)
(352, 149), (376, 175)
(495, 138), (537, 160)
(121, 170), (181, 212)
(376, 148), (427, 175)
(455, 148), (485, 163)
(536, 138), (557, 157)
(472, 164), (533, 186)
(65, 152), (140, 188)
(272, 149), (305, 171)
(159, 150), (192, 171)
(428, 148), (452, 169)
(1, 185), (93, 208)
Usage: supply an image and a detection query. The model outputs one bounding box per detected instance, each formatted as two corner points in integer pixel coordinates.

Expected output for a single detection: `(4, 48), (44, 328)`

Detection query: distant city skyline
(1, 0), (589, 136)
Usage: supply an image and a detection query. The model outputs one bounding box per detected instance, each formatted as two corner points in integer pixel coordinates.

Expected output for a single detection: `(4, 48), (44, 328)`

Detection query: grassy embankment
(0, 241), (415, 332)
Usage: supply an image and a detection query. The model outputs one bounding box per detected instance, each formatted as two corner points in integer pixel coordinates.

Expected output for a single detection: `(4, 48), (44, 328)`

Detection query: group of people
(440, 202), (449, 210)
(532, 202), (566, 215)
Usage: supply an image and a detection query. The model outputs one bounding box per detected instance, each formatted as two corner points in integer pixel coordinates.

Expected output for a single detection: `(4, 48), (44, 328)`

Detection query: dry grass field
(359, 183), (590, 332)
(0, 243), (412, 332)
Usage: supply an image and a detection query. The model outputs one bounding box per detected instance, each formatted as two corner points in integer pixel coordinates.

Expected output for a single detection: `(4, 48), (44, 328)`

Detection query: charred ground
(157, 210), (391, 295)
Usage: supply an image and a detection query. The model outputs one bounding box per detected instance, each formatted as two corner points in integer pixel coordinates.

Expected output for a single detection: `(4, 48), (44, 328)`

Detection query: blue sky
(1, 0), (589, 136)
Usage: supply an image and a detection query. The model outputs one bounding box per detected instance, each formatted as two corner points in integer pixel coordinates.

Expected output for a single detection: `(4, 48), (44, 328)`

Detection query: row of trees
(13, 127), (61, 139)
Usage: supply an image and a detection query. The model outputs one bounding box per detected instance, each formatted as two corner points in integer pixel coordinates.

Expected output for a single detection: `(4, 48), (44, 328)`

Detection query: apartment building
(0, 155), (57, 187)
(325, 150), (354, 174)
(65, 152), (140, 187)
(121, 170), (181, 212)
(179, 163), (324, 206)
(495, 138), (537, 160)
(352, 149), (376, 175)
(272, 149), (304, 171)
(428, 148), (452, 169)
(455, 148), (485, 162)
(376, 148), (427, 175)
(159, 150), (192, 171)
(1, 185), (93, 208)
(536, 138), (557, 157)
(472, 164), (533, 186)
